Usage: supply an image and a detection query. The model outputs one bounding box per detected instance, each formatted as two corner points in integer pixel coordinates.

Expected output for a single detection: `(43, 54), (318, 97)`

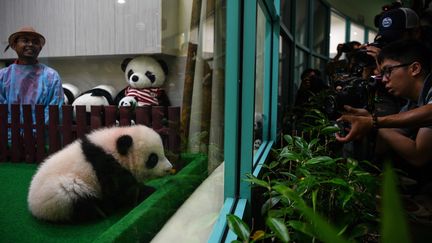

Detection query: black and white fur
(72, 85), (116, 112)
(27, 125), (173, 222)
(62, 83), (81, 105)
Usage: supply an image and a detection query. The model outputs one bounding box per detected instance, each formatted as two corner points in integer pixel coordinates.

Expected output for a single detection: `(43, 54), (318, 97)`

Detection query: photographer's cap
(375, 8), (419, 44)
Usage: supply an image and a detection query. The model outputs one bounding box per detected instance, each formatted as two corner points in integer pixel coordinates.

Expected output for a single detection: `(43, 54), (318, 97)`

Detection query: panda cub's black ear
(116, 135), (133, 155)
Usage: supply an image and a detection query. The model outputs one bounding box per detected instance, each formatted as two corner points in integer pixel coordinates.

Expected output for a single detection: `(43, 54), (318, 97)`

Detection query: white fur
(124, 56), (166, 89)
(27, 125), (172, 222)
(62, 83), (81, 105)
(72, 85), (116, 112)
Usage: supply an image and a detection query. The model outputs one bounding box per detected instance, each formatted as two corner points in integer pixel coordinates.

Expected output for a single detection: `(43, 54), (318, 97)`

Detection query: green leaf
(294, 136), (306, 150)
(308, 138), (319, 150)
(381, 162), (411, 243)
(288, 220), (316, 237)
(312, 190), (318, 212)
(273, 185), (350, 243)
(244, 175), (270, 189)
(226, 214), (251, 242)
(320, 125), (340, 135)
(261, 196), (281, 215)
(341, 189), (354, 208)
(322, 178), (349, 187)
(305, 156), (334, 165)
(268, 160), (280, 169)
(337, 224), (348, 236)
(283, 134), (293, 145)
(266, 217), (290, 243)
(279, 172), (297, 180)
(280, 149), (301, 161)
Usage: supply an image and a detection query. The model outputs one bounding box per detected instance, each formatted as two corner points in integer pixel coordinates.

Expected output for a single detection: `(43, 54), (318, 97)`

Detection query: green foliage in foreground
(228, 150), (411, 242)
(227, 109), (411, 242)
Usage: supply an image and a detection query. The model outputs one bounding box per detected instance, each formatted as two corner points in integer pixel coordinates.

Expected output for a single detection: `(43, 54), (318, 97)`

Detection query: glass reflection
(254, 4), (266, 152)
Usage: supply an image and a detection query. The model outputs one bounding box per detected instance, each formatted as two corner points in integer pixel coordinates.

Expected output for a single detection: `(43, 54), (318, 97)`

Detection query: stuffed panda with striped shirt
(115, 56), (170, 108)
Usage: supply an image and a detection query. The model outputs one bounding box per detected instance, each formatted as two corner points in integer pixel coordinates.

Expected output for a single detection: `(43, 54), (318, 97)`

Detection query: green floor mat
(0, 154), (207, 242)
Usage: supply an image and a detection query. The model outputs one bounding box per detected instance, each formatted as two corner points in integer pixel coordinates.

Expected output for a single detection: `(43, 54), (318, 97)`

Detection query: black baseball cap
(375, 8), (419, 44)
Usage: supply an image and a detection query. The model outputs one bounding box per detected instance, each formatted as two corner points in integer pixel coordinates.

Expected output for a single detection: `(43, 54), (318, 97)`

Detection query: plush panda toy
(62, 83), (81, 105)
(72, 85), (117, 112)
(115, 56), (170, 107)
(27, 125), (173, 222)
(118, 96), (137, 108)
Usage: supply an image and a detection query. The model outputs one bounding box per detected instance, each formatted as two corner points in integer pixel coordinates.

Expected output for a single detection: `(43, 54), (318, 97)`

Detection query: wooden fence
(0, 104), (180, 164)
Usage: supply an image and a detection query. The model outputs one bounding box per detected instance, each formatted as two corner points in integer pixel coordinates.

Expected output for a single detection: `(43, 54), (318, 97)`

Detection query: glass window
(294, 48), (308, 91)
(279, 36), (294, 111)
(280, 0), (292, 31)
(312, 0), (328, 55)
(254, 4), (266, 151)
(350, 22), (365, 43)
(368, 29), (377, 43)
(0, 1), (226, 242)
(278, 35), (297, 135)
(312, 56), (327, 73)
(295, 1), (308, 46)
(329, 12), (346, 58)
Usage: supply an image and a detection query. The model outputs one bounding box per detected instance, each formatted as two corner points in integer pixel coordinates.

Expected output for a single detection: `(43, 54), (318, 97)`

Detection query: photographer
(329, 7), (420, 118)
(333, 41), (361, 62)
(336, 40), (432, 190)
(294, 68), (327, 107)
(325, 43), (378, 119)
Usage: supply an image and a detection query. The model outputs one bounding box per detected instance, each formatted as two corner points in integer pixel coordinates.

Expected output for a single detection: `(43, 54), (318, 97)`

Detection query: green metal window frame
(208, 0), (280, 242)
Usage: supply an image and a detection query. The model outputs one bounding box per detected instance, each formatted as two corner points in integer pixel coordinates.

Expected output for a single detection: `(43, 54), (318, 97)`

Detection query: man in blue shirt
(0, 26), (64, 123)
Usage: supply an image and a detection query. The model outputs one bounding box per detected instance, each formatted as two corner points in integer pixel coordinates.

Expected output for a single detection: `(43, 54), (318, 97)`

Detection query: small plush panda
(118, 96), (137, 108)
(115, 56), (170, 107)
(27, 125), (173, 222)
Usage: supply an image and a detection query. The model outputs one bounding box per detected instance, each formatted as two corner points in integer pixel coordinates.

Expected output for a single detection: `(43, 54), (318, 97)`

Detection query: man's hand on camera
(365, 45), (381, 59)
(335, 105), (373, 142)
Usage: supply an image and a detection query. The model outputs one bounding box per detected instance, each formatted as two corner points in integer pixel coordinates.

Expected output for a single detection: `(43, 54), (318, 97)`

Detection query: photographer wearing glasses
(336, 39), (432, 192)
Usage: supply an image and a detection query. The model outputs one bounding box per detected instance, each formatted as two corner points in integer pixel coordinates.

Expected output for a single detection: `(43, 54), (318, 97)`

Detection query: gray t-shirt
(399, 73), (432, 138)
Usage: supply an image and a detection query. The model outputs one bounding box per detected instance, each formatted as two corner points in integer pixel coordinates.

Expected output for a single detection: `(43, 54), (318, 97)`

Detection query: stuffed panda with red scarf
(115, 56), (170, 108)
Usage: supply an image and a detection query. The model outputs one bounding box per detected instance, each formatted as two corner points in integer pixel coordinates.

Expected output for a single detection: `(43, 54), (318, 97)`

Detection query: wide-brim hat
(8, 26), (46, 47)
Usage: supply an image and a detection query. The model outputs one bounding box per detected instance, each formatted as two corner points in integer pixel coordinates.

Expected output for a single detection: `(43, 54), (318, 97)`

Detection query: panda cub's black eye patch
(145, 71), (156, 83)
(146, 153), (158, 169)
(127, 69), (134, 80)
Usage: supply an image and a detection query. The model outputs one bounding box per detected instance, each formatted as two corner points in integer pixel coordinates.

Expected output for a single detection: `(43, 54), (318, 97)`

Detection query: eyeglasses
(380, 63), (412, 78)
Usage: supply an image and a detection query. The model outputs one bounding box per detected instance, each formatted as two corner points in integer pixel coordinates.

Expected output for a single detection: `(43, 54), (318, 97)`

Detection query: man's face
(379, 59), (413, 98)
(301, 71), (316, 89)
(11, 34), (42, 60)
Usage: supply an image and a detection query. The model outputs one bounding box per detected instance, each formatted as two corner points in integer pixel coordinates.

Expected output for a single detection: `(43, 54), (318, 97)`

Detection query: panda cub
(27, 125), (173, 222)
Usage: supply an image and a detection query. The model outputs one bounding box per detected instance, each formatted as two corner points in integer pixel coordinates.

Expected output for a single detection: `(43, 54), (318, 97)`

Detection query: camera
(339, 41), (361, 53)
(324, 46), (381, 119)
(340, 43), (353, 53)
(324, 76), (378, 119)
